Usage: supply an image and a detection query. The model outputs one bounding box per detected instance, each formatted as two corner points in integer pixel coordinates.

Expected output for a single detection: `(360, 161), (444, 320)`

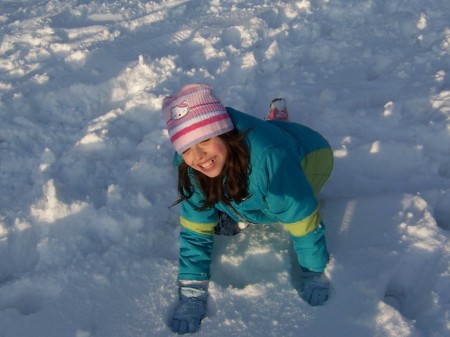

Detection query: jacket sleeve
(257, 147), (329, 272)
(179, 228), (214, 280)
(178, 188), (218, 281)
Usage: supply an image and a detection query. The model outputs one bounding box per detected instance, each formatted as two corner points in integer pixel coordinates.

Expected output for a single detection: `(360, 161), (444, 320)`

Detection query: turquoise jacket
(175, 108), (332, 280)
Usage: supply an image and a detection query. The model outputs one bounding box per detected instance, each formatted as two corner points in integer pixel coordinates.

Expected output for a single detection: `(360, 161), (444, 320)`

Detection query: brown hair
(174, 129), (251, 210)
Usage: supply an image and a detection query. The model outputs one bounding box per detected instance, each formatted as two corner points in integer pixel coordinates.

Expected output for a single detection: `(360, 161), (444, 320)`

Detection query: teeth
(201, 158), (215, 169)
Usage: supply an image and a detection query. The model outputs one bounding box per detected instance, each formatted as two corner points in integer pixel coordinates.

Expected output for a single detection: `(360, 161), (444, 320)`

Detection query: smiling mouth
(200, 158), (216, 170)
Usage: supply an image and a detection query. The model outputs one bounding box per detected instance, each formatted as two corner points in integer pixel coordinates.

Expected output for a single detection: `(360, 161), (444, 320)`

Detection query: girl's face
(181, 136), (228, 178)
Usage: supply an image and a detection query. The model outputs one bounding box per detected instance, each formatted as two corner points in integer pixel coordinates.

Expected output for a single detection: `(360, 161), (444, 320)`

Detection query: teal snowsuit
(175, 108), (333, 280)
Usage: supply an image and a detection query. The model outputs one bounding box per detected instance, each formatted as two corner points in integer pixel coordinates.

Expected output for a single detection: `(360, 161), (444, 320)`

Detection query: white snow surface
(1, 0), (450, 336)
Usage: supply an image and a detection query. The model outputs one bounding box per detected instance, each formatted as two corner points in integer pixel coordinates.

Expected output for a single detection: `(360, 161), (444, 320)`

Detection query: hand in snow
(300, 271), (330, 306)
(170, 284), (208, 334)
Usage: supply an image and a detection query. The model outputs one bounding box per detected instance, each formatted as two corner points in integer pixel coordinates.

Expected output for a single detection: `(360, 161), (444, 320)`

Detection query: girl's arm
(258, 147), (329, 272)
(178, 191), (218, 281)
(179, 226), (215, 280)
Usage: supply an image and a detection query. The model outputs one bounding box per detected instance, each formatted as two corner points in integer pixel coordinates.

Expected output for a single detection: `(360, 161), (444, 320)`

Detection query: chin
(203, 170), (221, 178)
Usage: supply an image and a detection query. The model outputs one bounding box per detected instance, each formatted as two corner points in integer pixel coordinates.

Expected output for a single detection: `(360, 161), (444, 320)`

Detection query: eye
(200, 138), (211, 144)
(182, 148), (191, 155)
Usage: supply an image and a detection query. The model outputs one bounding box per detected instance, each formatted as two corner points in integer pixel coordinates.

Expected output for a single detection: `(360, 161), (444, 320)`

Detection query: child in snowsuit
(163, 84), (333, 334)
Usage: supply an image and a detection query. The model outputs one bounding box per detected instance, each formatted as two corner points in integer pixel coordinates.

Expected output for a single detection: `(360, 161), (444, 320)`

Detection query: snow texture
(0, 0), (449, 336)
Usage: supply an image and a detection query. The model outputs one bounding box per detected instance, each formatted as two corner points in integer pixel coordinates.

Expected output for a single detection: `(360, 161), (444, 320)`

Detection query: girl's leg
(301, 147), (334, 196)
(265, 98), (289, 121)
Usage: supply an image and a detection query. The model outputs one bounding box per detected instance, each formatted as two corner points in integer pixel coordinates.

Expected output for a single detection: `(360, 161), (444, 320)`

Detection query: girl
(163, 84), (333, 334)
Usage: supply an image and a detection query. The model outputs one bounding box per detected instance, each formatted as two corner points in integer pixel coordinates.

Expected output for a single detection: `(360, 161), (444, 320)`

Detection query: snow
(1, 0), (449, 336)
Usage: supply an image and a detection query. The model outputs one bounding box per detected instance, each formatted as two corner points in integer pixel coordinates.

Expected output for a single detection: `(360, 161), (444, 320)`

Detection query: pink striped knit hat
(162, 84), (234, 154)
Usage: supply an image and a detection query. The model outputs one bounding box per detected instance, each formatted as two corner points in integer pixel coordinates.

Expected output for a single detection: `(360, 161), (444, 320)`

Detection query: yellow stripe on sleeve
(180, 217), (217, 236)
(283, 207), (321, 237)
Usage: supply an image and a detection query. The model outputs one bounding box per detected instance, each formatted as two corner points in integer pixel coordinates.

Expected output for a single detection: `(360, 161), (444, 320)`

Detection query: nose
(191, 144), (205, 160)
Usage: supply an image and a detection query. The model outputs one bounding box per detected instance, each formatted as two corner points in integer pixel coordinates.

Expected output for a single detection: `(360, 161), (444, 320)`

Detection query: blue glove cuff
(179, 280), (209, 291)
(179, 286), (208, 300)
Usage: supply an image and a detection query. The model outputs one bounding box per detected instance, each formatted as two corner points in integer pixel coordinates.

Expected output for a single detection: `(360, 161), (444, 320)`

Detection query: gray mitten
(171, 281), (208, 334)
(300, 271), (330, 306)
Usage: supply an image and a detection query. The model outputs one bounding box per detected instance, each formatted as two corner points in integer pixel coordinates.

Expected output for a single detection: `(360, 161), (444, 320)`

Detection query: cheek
(181, 153), (193, 166)
(217, 143), (228, 158)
